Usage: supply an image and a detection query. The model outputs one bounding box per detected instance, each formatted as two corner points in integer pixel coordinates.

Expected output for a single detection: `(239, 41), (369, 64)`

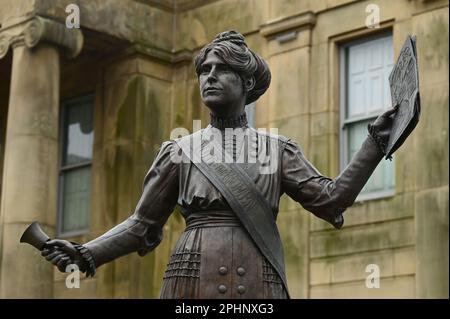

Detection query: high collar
(209, 112), (248, 130)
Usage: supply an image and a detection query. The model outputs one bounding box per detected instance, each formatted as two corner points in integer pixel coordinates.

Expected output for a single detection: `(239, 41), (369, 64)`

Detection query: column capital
(0, 16), (83, 59)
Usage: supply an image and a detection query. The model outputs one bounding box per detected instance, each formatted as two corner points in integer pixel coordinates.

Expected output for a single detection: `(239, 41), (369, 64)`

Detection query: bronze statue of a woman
(37, 31), (409, 298)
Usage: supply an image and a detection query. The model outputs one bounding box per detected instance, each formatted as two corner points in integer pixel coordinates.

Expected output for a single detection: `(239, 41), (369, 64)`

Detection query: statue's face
(198, 50), (246, 115)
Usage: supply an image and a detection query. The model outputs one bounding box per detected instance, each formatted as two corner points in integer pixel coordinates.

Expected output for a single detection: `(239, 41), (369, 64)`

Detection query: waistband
(184, 210), (242, 231)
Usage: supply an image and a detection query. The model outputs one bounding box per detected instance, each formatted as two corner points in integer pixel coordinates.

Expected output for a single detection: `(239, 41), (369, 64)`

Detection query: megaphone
(20, 221), (50, 251)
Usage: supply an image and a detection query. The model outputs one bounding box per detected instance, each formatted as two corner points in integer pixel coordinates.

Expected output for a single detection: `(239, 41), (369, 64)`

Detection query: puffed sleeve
(281, 135), (384, 229)
(83, 140), (179, 268)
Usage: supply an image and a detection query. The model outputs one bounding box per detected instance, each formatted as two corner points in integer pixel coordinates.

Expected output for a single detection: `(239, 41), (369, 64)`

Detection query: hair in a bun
(212, 31), (247, 47)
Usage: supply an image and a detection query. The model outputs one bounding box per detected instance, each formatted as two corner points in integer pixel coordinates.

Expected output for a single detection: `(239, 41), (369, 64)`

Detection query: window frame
(57, 94), (94, 238)
(339, 31), (396, 202)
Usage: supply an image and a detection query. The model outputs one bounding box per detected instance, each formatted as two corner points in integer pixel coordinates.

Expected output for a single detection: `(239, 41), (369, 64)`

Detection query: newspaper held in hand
(385, 35), (421, 159)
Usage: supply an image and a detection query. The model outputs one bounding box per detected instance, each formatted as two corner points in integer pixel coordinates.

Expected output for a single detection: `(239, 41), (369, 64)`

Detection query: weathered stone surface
(311, 192), (415, 231)
(267, 29), (312, 56)
(310, 218), (415, 258)
(1, 223), (55, 298)
(174, 0), (269, 51)
(0, 57), (9, 212)
(98, 75), (171, 147)
(395, 138), (417, 194)
(414, 84), (449, 190)
(0, 0), (35, 26)
(1, 135), (58, 225)
(309, 134), (334, 174)
(310, 275), (415, 298)
(138, 58), (173, 83)
(34, 0), (174, 52)
(170, 63), (205, 134)
(269, 113), (310, 151)
(2, 47), (59, 139)
(310, 111), (338, 137)
(279, 194), (305, 215)
(53, 277), (97, 299)
(309, 44), (330, 114)
(278, 209), (309, 298)
(60, 58), (101, 100)
(62, 55), (178, 298)
(394, 246), (416, 277)
(268, 0), (327, 21)
(267, 47), (311, 120)
(312, 250), (394, 285)
(0, 44), (60, 298)
(311, 247), (415, 286)
(310, 257), (332, 286)
(415, 186), (449, 298)
(310, 215), (335, 232)
(412, 7), (449, 88)
(312, 0), (412, 44)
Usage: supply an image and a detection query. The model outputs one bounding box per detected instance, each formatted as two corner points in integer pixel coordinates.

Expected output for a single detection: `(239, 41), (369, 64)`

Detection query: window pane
(347, 119), (395, 195)
(347, 35), (393, 118)
(63, 98), (93, 166)
(342, 34), (395, 199)
(61, 167), (91, 233)
(348, 45), (367, 117)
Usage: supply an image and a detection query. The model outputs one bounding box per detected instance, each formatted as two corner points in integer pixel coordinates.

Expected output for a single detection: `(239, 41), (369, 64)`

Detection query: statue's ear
(245, 76), (256, 92)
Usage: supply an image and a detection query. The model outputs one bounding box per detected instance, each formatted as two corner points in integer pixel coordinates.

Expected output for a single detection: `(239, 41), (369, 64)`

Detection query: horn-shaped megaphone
(20, 221), (50, 251)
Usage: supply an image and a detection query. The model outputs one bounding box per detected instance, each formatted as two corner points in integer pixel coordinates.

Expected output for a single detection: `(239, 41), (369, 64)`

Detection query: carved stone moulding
(259, 11), (316, 44)
(0, 16), (83, 59)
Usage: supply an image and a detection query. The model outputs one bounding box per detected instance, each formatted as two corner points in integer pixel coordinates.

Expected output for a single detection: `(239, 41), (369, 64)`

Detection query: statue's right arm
(78, 140), (179, 272)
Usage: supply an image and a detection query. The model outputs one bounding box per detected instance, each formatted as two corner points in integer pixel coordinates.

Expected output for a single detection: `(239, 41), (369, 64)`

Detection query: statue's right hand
(41, 239), (82, 273)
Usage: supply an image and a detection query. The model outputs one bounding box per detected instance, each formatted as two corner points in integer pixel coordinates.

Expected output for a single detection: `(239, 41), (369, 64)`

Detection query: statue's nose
(206, 65), (218, 82)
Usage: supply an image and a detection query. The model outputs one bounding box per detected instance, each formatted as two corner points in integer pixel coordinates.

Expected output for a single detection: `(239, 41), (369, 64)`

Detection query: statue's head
(194, 30), (271, 116)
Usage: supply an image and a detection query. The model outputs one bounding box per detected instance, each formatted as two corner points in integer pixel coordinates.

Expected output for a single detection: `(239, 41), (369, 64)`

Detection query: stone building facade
(0, 0), (448, 298)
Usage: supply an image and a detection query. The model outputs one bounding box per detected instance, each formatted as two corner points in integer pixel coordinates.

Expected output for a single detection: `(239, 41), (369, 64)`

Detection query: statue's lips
(203, 87), (222, 94)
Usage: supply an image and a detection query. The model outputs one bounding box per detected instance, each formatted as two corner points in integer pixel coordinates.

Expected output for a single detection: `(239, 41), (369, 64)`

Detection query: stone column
(0, 16), (82, 298)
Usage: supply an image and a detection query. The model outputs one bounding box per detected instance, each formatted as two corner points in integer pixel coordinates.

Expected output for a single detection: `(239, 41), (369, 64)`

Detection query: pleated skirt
(159, 225), (288, 299)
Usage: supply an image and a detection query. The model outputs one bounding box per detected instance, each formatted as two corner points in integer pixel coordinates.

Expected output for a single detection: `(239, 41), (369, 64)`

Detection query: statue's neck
(209, 112), (248, 130)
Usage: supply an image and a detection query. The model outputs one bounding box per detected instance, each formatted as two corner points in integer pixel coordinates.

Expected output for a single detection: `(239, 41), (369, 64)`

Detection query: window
(340, 33), (395, 201)
(58, 95), (94, 237)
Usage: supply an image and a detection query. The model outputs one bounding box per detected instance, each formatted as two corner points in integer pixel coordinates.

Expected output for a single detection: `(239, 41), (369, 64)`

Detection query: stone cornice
(260, 11), (316, 39)
(127, 43), (195, 64)
(0, 16), (83, 59)
(138, 0), (221, 13)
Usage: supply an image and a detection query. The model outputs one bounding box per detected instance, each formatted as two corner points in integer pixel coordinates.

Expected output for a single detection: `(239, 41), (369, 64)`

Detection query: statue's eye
(200, 65), (211, 74)
(217, 65), (231, 72)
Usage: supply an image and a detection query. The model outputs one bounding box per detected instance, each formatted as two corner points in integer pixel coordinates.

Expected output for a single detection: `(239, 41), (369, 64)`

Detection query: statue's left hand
(370, 105), (399, 138)
(368, 105), (399, 155)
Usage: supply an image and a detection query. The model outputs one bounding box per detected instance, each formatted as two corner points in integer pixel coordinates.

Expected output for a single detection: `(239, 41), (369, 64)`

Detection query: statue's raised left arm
(281, 106), (401, 229)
